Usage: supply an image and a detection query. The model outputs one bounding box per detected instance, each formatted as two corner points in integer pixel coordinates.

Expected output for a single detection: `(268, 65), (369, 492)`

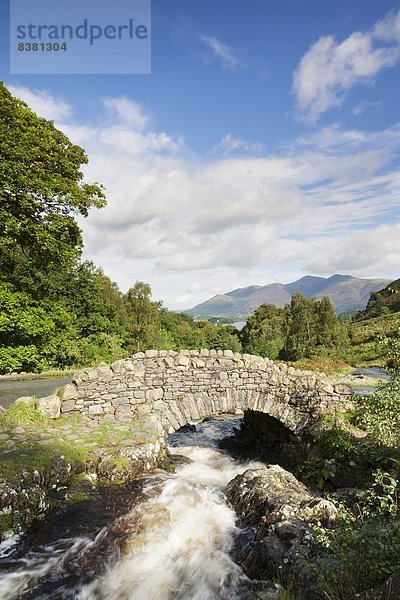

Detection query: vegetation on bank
(240, 290), (400, 370)
(294, 325), (400, 599)
(344, 311), (400, 367)
(0, 399), (162, 540)
(355, 277), (400, 321)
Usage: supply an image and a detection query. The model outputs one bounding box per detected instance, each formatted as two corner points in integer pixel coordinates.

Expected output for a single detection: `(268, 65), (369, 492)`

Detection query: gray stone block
(37, 395), (61, 419)
(61, 399), (76, 413)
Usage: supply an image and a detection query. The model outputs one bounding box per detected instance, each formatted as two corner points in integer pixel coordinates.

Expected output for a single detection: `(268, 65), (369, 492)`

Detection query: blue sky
(1, 0), (400, 309)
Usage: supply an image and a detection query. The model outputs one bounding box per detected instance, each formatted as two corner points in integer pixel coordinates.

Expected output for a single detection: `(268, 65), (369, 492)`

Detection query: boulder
(36, 395), (61, 419)
(226, 465), (338, 583)
(58, 383), (78, 401)
(47, 456), (72, 489)
(14, 396), (35, 405)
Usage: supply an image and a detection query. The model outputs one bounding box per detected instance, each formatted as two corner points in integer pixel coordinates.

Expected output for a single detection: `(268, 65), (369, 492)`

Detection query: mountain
(185, 275), (391, 318)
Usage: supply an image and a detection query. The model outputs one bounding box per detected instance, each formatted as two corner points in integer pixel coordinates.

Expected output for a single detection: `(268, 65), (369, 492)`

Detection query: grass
(3, 397), (50, 428)
(274, 582), (301, 600)
(0, 512), (13, 534)
(0, 441), (87, 481)
(345, 312), (400, 367)
(65, 490), (90, 505)
(275, 591), (296, 600)
(0, 402), (88, 483)
(289, 356), (351, 376)
(0, 398), (156, 488)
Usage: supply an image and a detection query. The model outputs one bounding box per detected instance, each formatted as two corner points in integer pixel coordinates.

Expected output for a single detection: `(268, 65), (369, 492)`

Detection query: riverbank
(0, 401), (166, 542)
(0, 369), (77, 382)
(219, 370), (400, 599)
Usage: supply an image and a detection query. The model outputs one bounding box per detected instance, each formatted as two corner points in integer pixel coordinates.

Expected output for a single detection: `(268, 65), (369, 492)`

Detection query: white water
(0, 532), (108, 600)
(0, 418), (264, 600)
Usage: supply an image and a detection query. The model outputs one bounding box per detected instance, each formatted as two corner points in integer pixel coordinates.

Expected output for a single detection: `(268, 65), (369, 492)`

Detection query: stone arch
(58, 350), (350, 437)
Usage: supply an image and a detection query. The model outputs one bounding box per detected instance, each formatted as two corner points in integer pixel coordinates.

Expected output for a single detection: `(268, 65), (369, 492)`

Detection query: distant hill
(185, 274), (390, 318)
(355, 277), (400, 321)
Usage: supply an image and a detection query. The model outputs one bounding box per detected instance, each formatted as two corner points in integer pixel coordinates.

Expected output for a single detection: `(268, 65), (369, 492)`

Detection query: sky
(1, 0), (400, 309)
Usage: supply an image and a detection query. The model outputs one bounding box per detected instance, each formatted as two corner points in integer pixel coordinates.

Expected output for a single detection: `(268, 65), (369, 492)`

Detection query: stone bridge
(56, 350), (350, 437)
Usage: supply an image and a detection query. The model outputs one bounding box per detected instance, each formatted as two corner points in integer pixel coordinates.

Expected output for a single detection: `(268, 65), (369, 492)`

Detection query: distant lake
(233, 321), (247, 330)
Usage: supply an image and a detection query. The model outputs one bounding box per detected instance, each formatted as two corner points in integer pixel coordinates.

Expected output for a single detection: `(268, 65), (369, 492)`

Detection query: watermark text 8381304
(17, 42), (68, 52)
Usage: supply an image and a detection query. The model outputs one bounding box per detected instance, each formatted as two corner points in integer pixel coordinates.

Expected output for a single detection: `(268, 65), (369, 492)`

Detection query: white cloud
(215, 133), (264, 156)
(199, 34), (240, 69)
(102, 97), (149, 130)
(7, 84), (72, 121)
(79, 115), (400, 306)
(304, 223), (400, 276)
(6, 84), (400, 309)
(352, 100), (381, 116)
(293, 9), (400, 123)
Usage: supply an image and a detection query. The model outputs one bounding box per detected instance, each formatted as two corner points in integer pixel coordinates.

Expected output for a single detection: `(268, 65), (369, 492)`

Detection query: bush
(354, 378), (400, 448)
(0, 345), (44, 373)
(310, 471), (400, 599)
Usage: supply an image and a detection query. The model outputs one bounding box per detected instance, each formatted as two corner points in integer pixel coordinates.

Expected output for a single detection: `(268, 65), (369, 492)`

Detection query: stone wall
(57, 350), (350, 436)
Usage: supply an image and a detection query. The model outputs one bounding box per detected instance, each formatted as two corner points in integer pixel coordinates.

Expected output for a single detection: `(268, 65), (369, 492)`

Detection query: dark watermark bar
(10, 0), (151, 74)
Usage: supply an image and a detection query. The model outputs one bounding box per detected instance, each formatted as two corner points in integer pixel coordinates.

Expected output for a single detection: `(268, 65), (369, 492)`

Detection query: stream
(349, 367), (390, 397)
(0, 417), (264, 600)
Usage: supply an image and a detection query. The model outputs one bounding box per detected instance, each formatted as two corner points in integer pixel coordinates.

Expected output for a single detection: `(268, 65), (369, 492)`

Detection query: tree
(284, 292), (317, 360)
(124, 282), (162, 352)
(0, 262), (131, 373)
(159, 310), (203, 349)
(0, 82), (105, 283)
(240, 304), (286, 359)
(197, 321), (242, 352)
(0, 85), (121, 372)
(0, 280), (80, 372)
(283, 293), (348, 361)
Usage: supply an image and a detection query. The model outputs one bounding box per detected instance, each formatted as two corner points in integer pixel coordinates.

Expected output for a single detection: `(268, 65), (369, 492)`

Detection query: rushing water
(0, 418), (263, 600)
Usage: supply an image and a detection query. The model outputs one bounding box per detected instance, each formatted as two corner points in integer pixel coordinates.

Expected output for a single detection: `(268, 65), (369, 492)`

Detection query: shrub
(354, 378), (400, 448)
(309, 471), (400, 599)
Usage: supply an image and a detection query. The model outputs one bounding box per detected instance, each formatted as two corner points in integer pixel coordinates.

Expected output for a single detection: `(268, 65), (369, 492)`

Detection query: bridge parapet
(57, 350), (350, 436)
